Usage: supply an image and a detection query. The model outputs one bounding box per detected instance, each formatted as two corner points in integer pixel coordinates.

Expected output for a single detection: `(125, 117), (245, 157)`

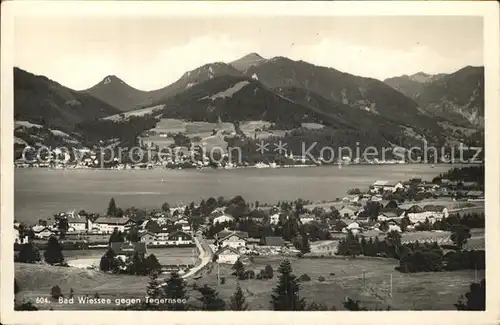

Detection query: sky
(14, 16), (483, 91)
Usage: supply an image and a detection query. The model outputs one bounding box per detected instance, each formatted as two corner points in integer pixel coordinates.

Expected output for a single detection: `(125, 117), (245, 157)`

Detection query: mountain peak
(101, 75), (123, 85)
(230, 53), (266, 71)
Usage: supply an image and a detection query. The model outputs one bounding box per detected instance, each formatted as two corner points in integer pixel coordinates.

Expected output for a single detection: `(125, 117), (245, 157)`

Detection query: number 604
(35, 297), (49, 304)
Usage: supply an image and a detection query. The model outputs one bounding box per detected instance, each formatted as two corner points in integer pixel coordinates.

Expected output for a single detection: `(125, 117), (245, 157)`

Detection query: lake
(15, 164), (463, 223)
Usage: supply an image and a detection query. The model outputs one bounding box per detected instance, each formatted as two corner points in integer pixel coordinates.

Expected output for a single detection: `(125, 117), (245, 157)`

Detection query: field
(151, 118), (234, 139)
(62, 247), (197, 269)
(191, 256), (483, 310)
(103, 105), (165, 122)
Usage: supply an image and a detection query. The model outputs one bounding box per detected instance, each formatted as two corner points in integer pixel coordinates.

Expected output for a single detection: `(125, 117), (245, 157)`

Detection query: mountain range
(384, 66), (484, 127)
(13, 53), (485, 150)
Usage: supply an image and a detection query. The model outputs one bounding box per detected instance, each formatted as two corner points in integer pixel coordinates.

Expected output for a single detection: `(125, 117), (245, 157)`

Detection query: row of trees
(99, 249), (162, 276)
(15, 236), (67, 266)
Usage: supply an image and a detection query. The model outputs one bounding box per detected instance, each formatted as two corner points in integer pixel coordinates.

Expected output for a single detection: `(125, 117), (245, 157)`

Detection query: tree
(16, 241), (41, 263)
(109, 228), (125, 243)
(455, 279), (485, 310)
(196, 284), (226, 310)
(270, 259), (305, 311)
(264, 264), (274, 279)
(161, 202), (170, 213)
(343, 297), (367, 311)
(126, 227), (140, 243)
(107, 197), (118, 217)
(385, 231), (402, 258)
(230, 283), (248, 310)
(164, 272), (188, 310)
(51, 285), (63, 299)
(300, 234), (311, 255)
(15, 300), (38, 310)
(44, 236), (65, 265)
(450, 224), (471, 249)
(100, 248), (117, 272)
(145, 254), (162, 274)
(69, 288), (74, 299)
(58, 218), (69, 239)
(400, 216), (411, 233)
(232, 259), (245, 279)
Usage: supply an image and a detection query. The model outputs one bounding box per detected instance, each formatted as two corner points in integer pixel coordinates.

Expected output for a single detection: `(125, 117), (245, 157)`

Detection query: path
(181, 235), (213, 279)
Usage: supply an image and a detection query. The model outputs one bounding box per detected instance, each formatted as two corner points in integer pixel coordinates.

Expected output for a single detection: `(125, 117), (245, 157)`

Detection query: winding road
(181, 235), (213, 279)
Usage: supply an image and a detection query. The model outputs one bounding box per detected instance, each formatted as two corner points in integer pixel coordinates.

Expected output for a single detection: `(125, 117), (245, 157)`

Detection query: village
(14, 166), (485, 273)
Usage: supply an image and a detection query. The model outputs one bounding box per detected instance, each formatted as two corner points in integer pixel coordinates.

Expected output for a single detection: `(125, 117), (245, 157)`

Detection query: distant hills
(13, 54), (485, 150)
(14, 68), (120, 130)
(384, 66), (484, 127)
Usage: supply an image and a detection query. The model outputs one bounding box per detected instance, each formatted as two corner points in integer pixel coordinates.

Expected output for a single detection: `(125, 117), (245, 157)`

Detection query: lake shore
(15, 163), (472, 223)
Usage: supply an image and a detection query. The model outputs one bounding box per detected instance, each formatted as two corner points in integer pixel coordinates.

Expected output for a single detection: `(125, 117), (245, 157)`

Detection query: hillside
(157, 75), (343, 130)
(242, 57), (441, 135)
(14, 68), (120, 130)
(83, 75), (151, 112)
(384, 67), (484, 127)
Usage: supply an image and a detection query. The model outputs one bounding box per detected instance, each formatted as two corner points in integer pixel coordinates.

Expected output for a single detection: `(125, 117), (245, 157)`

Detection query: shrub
(245, 270), (255, 279)
(264, 265), (274, 279)
(50, 285), (63, 299)
(318, 276), (326, 282)
(220, 277), (226, 285)
(299, 273), (311, 282)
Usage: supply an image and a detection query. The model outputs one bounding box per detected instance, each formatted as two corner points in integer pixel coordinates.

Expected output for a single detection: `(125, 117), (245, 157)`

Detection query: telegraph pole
(389, 273), (393, 298)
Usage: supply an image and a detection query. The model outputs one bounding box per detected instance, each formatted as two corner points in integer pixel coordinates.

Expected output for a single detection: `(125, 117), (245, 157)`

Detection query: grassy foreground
(15, 255), (483, 310)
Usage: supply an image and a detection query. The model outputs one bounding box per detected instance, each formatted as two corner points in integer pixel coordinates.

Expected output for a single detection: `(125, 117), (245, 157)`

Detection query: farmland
(16, 255), (481, 311)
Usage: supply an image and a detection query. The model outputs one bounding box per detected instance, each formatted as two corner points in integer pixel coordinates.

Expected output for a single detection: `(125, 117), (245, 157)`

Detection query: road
(181, 235), (213, 279)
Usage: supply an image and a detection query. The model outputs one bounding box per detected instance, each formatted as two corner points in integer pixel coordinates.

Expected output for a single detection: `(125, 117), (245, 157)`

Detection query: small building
(167, 231), (194, 245)
(110, 242), (147, 261)
(66, 213), (91, 232)
(339, 206), (359, 219)
(33, 226), (54, 239)
(269, 213), (281, 225)
(139, 232), (156, 245)
(213, 214), (235, 225)
(343, 222), (361, 234)
(260, 236), (285, 248)
(299, 214), (315, 224)
(94, 217), (135, 234)
(218, 232), (247, 249)
(214, 246), (240, 265)
(466, 191), (484, 199)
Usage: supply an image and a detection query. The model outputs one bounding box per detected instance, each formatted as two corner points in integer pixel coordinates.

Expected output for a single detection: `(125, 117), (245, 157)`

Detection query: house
(66, 213), (92, 232)
(461, 181), (479, 189)
(343, 222), (361, 234)
(342, 195), (359, 203)
(299, 214), (315, 224)
(405, 204), (445, 224)
(94, 217), (135, 234)
(32, 226), (54, 239)
(139, 232), (156, 245)
(339, 206), (359, 219)
(269, 213), (281, 225)
(417, 183), (440, 192)
(167, 231), (194, 245)
(213, 214), (235, 225)
(384, 182), (404, 193)
(387, 222), (402, 233)
(356, 215), (370, 225)
(466, 191), (484, 199)
(370, 195), (383, 202)
(110, 242), (147, 261)
(377, 211), (401, 222)
(260, 236), (285, 248)
(214, 246), (240, 264)
(218, 232), (247, 249)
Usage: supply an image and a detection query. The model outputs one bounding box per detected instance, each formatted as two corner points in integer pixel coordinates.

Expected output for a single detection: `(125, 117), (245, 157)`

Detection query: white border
(1, 1), (499, 325)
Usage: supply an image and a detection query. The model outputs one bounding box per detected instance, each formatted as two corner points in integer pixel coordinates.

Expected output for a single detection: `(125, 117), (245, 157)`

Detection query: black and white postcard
(1, 1), (499, 325)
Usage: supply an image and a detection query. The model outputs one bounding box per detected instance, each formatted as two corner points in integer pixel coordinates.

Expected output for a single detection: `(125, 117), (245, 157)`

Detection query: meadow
(15, 252), (482, 311)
